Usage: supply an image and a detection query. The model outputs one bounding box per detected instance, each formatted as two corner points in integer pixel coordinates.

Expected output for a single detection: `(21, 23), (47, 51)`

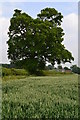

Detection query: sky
(0, 1), (79, 68)
(0, 0), (79, 2)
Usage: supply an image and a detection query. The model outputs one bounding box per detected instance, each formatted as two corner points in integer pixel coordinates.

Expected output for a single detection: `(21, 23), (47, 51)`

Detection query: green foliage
(45, 65), (54, 70)
(58, 65), (62, 69)
(43, 70), (72, 76)
(2, 67), (73, 81)
(2, 64), (15, 68)
(11, 68), (28, 75)
(70, 65), (80, 74)
(2, 75), (78, 119)
(2, 75), (27, 81)
(2, 68), (12, 76)
(0, 67), (2, 77)
(2, 67), (28, 76)
(7, 8), (74, 74)
(64, 67), (70, 70)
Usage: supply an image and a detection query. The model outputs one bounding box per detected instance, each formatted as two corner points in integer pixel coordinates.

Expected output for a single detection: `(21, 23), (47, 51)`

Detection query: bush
(2, 67), (28, 76)
(2, 68), (12, 76)
(11, 68), (28, 75)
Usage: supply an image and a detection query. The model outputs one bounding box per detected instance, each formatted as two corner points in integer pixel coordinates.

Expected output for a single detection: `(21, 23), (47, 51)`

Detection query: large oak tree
(7, 8), (74, 74)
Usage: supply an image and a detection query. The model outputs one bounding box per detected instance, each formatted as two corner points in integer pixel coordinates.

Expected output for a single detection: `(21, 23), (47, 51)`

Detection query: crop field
(2, 74), (79, 119)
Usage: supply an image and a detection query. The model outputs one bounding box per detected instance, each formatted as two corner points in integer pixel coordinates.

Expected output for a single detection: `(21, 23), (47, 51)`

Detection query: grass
(43, 70), (72, 76)
(2, 74), (79, 119)
(2, 75), (27, 81)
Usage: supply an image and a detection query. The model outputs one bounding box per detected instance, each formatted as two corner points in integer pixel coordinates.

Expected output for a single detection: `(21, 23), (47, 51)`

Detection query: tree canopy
(70, 65), (80, 74)
(7, 8), (74, 74)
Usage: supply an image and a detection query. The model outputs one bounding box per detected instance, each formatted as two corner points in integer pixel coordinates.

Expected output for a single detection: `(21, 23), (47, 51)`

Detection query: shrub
(2, 67), (28, 76)
(2, 68), (12, 76)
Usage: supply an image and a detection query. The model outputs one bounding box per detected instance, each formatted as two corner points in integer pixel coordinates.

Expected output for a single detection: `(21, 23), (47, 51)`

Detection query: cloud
(0, 9), (2, 16)
(62, 13), (78, 66)
(0, 16), (10, 63)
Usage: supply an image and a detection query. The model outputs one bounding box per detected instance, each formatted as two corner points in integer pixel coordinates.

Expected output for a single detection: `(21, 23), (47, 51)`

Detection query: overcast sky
(0, 1), (78, 68)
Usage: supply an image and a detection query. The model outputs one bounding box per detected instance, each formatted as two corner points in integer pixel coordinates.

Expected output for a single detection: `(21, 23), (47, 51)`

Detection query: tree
(70, 65), (80, 74)
(7, 8), (74, 74)
(47, 65), (54, 70)
(58, 65), (62, 70)
(64, 67), (70, 70)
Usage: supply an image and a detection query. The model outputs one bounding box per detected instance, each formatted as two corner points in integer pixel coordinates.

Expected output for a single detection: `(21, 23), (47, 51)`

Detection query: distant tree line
(46, 64), (80, 74)
(1, 63), (80, 74)
(0, 64), (15, 68)
(70, 65), (80, 74)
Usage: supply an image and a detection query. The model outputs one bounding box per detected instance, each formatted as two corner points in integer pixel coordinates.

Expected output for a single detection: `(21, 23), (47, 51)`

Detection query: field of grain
(2, 75), (78, 119)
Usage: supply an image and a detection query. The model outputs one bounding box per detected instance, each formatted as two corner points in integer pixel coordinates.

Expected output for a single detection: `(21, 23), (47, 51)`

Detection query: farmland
(2, 74), (78, 119)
